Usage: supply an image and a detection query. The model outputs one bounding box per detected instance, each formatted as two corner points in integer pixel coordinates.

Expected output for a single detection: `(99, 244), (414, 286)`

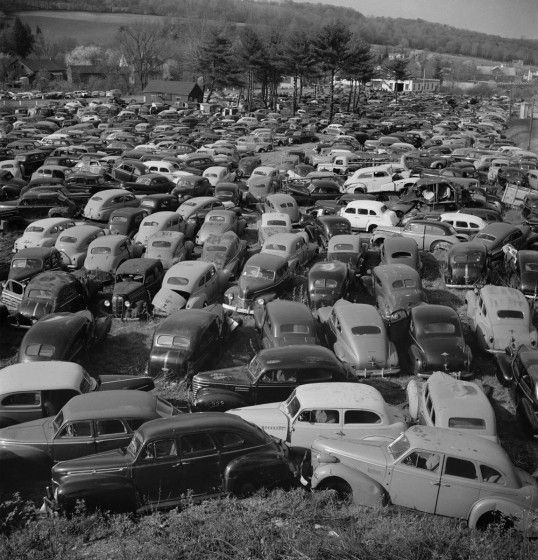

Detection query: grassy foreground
(0, 489), (535, 560)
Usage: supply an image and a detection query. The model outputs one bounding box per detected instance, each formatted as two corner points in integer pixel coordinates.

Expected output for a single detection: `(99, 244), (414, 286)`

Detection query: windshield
(497, 310), (524, 319)
(156, 397), (175, 417)
(247, 356), (263, 381)
(280, 323), (311, 334)
(12, 258), (41, 269)
(448, 417), (486, 429)
(126, 433), (143, 457)
(351, 326), (381, 335)
(422, 321), (459, 336)
(266, 220), (287, 227)
(53, 411), (64, 432)
(28, 289), (52, 298)
(208, 215), (225, 223)
(26, 226), (44, 233)
(243, 265), (275, 281)
(392, 279), (416, 289)
(387, 434), (410, 460)
(285, 394), (301, 418)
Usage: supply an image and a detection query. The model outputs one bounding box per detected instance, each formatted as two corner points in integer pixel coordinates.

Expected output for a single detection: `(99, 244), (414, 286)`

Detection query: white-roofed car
(13, 218), (76, 252)
(133, 211), (186, 248)
(202, 165), (236, 187)
(228, 382), (405, 455)
(83, 189), (139, 221)
(440, 212), (486, 236)
(339, 200), (399, 233)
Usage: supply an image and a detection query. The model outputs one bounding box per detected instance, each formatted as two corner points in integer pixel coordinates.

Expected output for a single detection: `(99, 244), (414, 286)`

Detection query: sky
(299, 0), (538, 39)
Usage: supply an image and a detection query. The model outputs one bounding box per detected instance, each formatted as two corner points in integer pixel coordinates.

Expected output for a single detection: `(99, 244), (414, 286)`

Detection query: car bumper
(350, 365), (400, 377)
(223, 302), (254, 315)
(416, 370), (473, 380)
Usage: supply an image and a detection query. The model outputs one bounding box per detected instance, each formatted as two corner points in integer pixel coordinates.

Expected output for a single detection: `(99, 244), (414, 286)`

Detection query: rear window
(267, 220), (287, 226)
(1, 392), (41, 406)
(392, 279), (416, 289)
(264, 244), (286, 252)
(476, 233), (495, 241)
(110, 216), (128, 224)
(24, 344), (55, 357)
(152, 240), (171, 248)
(90, 247), (111, 255)
(280, 324), (311, 334)
(58, 236), (77, 243)
(497, 310), (524, 319)
(26, 226), (44, 233)
(524, 263), (538, 272)
(351, 326), (381, 335)
(205, 245), (226, 252)
(448, 417), (486, 429)
(313, 279), (337, 288)
(333, 243), (354, 251)
(156, 335), (190, 349)
(454, 252), (483, 263)
(208, 215), (225, 222)
(167, 277), (189, 286)
(422, 322), (457, 335)
(28, 289), (52, 298)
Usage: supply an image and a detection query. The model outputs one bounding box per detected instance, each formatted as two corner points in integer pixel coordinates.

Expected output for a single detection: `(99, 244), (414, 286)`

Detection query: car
(495, 344), (538, 434)
(83, 189), (139, 222)
(176, 196), (224, 238)
(44, 412), (294, 514)
(120, 173), (175, 195)
(307, 261), (353, 309)
(406, 371), (498, 442)
(261, 232), (317, 272)
(379, 236), (420, 271)
(228, 382), (406, 456)
(440, 212), (486, 236)
(263, 193), (300, 223)
(283, 179), (341, 206)
(4, 245), (64, 290)
(13, 218), (76, 252)
(200, 231), (248, 280)
(310, 425), (538, 534)
(133, 211), (186, 248)
(0, 188), (80, 223)
(55, 225), (106, 269)
(501, 246), (538, 299)
(148, 305), (236, 378)
(253, 299), (320, 349)
(0, 361), (154, 428)
(195, 209), (246, 246)
(444, 241), (488, 289)
(18, 311), (111, 363)
(521, 193), (538, 230)
(339, 200), (399, 233)
(308, 215), (352, 249)
(473, 223), (532, 261)
(406, 304), (472, 378)
(17, 271), (91, 326)
(466, 285), (538, 353)
(236, 135), (273, 154)
(145, 231), (194, 270)
(202, 165), (236, 187)
(372, 219), (468, 256)
(257, 212), (292, 245)
(223, 253), (292, 314)
(214, 183), (242, 208)
(318, 300), (400, 376)
(152, 260), (224, 316)
(83, 235), (144, 275)
(171, 176), (212, 204)
(0, 390), (178, 474)
(192, 345), (349, 411)
(103, 258), (164, 320)
(107, 206), (149, 238)
(236, 155), (262, 178)
(326, 234), (364, 276)
(139, 193), (180, 215)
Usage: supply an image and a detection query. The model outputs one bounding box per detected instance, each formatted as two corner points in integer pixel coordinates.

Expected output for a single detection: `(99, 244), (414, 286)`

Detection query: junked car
(55, 225), (106, 269)
(195, 209), (246, 246)
(83, 235), (144, 276)
(257, 212), (292, 245)
(108, 207), (149, 238)
(378, 236), (420, 271)
(264, 193), (300, 224)
(440, 212), (486, 236)
(340, 200), (399, 233)
(261, 232), (317, 272)
(310, 425), (538, 535)
(200, 232), (248, 280)
(444, 241), (488, 289)
(326, 234), (364, 276)
(318, 300), (400, 376)
(13, 218), (76, 252)
(83, 189), (139, 222)
(473, 223), (532, 261)
(502, 246), (538, 299)
(133, 211), (186, 248)
(145, 231), (193, 270)
(308, 261), (353, 309)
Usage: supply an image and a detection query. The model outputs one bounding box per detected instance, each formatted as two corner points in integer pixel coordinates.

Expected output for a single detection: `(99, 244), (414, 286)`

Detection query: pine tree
(9, 18), (35, 58)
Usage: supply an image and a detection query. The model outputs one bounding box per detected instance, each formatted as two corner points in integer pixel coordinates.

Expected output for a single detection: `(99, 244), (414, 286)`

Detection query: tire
(318, 478), (352, 502)
(234, 480), (257, 498)
(475, 511), (514, 532)
(406, 379), (420, 420)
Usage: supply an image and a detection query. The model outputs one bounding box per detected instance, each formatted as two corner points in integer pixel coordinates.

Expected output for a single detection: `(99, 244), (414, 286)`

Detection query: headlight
(103, 300), (110, 307)
(225, 292), (233, 303)
(256, 298), (265, 306)
(124, 300), (131, 308)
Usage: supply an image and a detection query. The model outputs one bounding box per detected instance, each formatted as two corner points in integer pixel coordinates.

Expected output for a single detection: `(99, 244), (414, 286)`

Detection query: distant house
(143, 80), (204, 104)
(19, 58), (67, 83)
(371, 78), (440, 93)
(67, 65), (106, 85)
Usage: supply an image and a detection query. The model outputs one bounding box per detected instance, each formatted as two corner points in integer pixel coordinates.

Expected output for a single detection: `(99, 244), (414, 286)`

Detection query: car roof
(12, 246), (59, 258)
(88, 234), (127, 248)
(245, 252), (287, 268)
(411, 303), (458, 322)
(61, 390), (159, 422)
(110, 207), (147, 217)
(346, 200), (386, 209)
(164, 260), (213, 282)
(90, 189), (129, 200)
(257, 344), (341, 369)
(26, 270), (79, 290)
(138, 412), (251, 440)
(141, 211), (178, 223)
(24, 217), (73, 229)
(333, 301), (383, 327)
(263, 232), (302, 247)
(116, 257), (160, 274)
(374, 264), (420, 283)
(266, 300), (313, 323)
(266, 193), (296, 204)
(479, 222), (518, 236)
(480, 285), (529, 311)
(0, 361), (88, 394)
(59, 224), (103, 237)
(294, 382), (388, 411)
(309, 260), (348, 279)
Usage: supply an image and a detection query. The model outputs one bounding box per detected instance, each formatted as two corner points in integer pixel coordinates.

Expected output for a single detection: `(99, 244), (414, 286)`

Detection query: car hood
(0, 417), (53, 445)
(53, 448), (133, 477)
(238, 276), (275, 297)
(113, 281), (144, 298)
(228, 403), (289, 441)
(19, 298), (55, 320)
(84, 254), (116, 272)
(386, 289), (423, 312)
(194, 366), (250, 387)
(419, 337), (466, 368)
(152, 288), (187, 315)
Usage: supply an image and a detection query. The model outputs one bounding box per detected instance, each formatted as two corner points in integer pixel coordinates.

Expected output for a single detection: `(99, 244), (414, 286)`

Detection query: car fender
(494, 353), (513, 385)
(0, 445), (52, 469)
(468, 497), (530, 531)
(186, 294), (206, 308)
(223, 451), (291, 493)
(406, 378), (421, 420)
(193, 387), (248, 411)
(57, 473), (137, 513)
(311, 463), (386, 507)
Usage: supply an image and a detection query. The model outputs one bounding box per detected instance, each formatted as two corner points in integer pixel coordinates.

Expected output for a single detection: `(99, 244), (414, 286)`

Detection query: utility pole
(528, 97), (535, 152)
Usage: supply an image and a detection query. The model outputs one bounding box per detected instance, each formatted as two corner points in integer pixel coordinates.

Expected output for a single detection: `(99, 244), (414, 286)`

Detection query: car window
(96, 419), (128, 436)
(357, 208), (368, 215)
(344, 410), (382, 424)
(214, 431), (248, 450)
(180, 433), (216, 456)
(444, 456), (477, 479)
(425, 224), (445, 235)
(259, 369), (296, 383)
(143, 438), (178, 460)
(1, 392), (41, 406)
(344, 207), (356, 214)
(402, 450), (441, 472)
(58, 421), (92, 438)
(480, 464), (506, 485)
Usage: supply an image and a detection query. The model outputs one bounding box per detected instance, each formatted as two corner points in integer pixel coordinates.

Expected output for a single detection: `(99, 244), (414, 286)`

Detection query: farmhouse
(143, 80), (204, 104)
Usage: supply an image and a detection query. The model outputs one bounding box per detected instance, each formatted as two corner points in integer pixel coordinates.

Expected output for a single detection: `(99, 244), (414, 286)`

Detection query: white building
(370, 78), (440, 93)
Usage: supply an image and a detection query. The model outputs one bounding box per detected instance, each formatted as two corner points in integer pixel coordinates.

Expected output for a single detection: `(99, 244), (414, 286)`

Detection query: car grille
(111, 295), (124, 317)
(191, 378), (205, 397)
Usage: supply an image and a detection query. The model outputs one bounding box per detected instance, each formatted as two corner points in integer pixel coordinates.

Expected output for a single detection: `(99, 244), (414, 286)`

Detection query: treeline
(4, 0), (538, 65)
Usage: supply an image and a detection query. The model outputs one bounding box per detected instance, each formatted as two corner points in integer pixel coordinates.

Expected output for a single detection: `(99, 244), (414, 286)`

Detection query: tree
(196, 31), (243, 101)
(283, 28), (315, 115)
(384, 55), (410, 102)
(65, 45), (105, 66)
(433, 57), (444, 85)
(237, 27), (266, 111)
(117, 23), (167, 90)
(341, 39), (374, 113)
(0, 17), (35, 58)
(311, 22), (353, 121)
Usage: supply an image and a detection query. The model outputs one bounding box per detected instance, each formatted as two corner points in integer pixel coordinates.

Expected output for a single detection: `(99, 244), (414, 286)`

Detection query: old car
(495, 344), (538, 434)
(202, 165), (236, 187)
(318, 300), (400, 376)
(55, 225), (106, 269)
(192, 345), (349, 411)
(308, 215), (352, 250)
(195, 209), (246, 246)
(145, 231), (193, 270)
(236, 155), (261, 178)
(521, 193), (538, 230)
(245, 174), (280, 203)
(378, 236), (420, 272)
(83, 189), (139, 222)
(152, 260), (224, 316)
(18, 311), (111, 363)
(44, 412), (294, 514)
(108, 207), (148, 237)
(444, 241), (489, 289)
(0, 187), (80, 223)
(340, 200), (399, 233)
(366, 264), (423, 323)
(176, 196), (224, 238)
(310, 425), (538, 534)
(139, 193), (179, 214)
(223, 253), (291, 314)
(13, 218), (77, 252)
(104, 258), (164, 320)
(473, 223), (532, 261)
(0, 390), (177, 474)
(229, 382), (406, 456)
(502, 246), (538, 299)
(120, 173), (175, 196)
(133, 211), (186, 248)
(200, 231), (248, 280)
(215, 183), (242, 208)
(253, 299), (320, 349)
(83, 235), (144, 275)
(257, 212), (292, 245)
(466, 285), (537, 353)
(283, 179), (341, 206)
(264, 193), (300, 223)
(308, 261), (353, 309)
(406, 371), (497, 441)
(148, 305), (236, 378)
(17, 271), (91, 326)
(0, 361), (154, 428)
(406, 304), (472, 378)
(326, 234), (364, 276)
(171, 176), (212, 204)
(440, 212), (486, 236)
(261, 232), (317, 272)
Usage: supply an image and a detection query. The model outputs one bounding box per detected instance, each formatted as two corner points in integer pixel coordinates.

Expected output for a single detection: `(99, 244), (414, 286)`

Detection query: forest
(3, 0), (538, 65)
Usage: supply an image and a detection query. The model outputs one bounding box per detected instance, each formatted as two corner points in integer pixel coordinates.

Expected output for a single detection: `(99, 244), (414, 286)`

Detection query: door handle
(441, 483), (450, 488)
(336, 431), (345, 436)
(430, 481), (440, 486)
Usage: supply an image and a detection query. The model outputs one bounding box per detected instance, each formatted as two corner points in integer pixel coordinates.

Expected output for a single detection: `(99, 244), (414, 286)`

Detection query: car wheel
(318, 478), (352, 502)
(234, 480), (258, 498)
(406, 379), (420, 420)
(475, 511), (514, 532)
(367, 224), (377, 233)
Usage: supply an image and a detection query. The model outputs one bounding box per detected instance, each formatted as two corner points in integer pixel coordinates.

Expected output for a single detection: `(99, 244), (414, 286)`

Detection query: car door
(434, 455), (481, 519)
(339, 409), (388, 440)
(290, 408), (342, 449)
(254, 369), (297, 404)
(342, 206), (357, 229)
(403, 223), (426, 250)
(52, 420), (96, 461)
(132, 438), (182, 505)
(389, 449), (442, 513)
(94, 418), (132, 454)
(178, 432), (222, 496)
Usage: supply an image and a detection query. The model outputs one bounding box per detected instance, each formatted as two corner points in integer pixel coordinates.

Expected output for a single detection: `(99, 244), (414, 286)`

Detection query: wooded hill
(4, 0), (538, 65)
